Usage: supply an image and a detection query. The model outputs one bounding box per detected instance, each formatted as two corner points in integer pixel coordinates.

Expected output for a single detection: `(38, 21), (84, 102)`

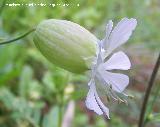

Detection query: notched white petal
(106, 20), (113, 39)
(98, 69), (129, 93)
(105, 18), (137, 55)
(94, 91), (110, 118)
(85, 82), (103, 115)
(102, 51), (131, 70)
(88, 79), (94, 86)
(102, 20), (113, 49)
(85, 82), (110, 118)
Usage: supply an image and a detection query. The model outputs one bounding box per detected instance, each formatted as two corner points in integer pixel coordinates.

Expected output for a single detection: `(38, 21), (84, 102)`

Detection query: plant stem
(57, 72), (71, 127)
(138, 53), (160, 127)
(0, 0), (6, 15)
(58, 104), (63, 127)
(0, 28), (35, 45)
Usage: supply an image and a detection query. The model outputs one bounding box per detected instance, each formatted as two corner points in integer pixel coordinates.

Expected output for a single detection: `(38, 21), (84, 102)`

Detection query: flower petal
(85, 81), (103, 115)
(94, 90), (110, 118)
(105, 18), (137, 55)
(88, 79), (94, 86)
(98, 69), (129, 92)
(102, 20), (113, 49)
(102, 51), (131, 70)
(85, 81), (110, 118)
(106, 20), (113, 38)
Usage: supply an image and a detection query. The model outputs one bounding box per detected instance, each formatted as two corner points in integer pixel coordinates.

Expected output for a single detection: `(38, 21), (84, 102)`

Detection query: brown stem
(138, 53), (160, 127)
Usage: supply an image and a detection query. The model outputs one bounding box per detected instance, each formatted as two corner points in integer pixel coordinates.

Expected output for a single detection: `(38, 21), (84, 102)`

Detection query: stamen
(104, 83), (128, 104)
(106, 95), (111, 102)
(103, 83), (118, 101)
(120, 92), (134, 100)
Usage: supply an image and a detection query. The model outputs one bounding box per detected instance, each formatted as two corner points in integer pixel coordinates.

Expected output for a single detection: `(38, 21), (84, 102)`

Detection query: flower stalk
(58, 104), (63, 127)
(0, 29), (35, 45)
(138, 53), (160, 127)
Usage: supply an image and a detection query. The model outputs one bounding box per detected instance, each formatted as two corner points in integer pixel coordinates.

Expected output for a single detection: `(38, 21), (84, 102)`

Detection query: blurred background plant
(0, 0), (160, 127)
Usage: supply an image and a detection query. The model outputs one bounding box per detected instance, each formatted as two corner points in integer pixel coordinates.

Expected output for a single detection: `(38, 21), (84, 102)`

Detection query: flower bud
(33, 19), (98, 73)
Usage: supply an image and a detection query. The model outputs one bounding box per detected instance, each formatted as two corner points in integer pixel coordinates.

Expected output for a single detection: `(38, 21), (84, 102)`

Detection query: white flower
(85, 18), (137, 118)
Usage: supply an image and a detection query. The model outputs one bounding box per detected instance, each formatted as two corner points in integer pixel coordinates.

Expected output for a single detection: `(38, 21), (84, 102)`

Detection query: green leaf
(19, 66), (33, 97)
(42, 106), (59, 127)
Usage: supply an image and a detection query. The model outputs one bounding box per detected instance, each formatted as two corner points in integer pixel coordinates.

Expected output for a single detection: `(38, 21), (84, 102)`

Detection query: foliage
(0, 0), (160, 127)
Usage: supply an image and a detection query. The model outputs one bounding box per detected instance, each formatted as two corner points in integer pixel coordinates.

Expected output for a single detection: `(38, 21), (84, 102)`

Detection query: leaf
(19, 66), (33, 97)
(0, 88), (16, 109)
(147, 113), (160, 123)
(42, 106), (59, 127)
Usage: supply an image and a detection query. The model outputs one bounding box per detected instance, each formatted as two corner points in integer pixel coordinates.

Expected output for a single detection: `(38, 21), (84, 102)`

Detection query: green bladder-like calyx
(33, 19), (98, 73)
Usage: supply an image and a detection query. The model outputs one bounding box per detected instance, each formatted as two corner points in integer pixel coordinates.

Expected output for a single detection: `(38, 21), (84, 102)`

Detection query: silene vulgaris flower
(85, 18), (137, 118)
(33, 18), (137, 119)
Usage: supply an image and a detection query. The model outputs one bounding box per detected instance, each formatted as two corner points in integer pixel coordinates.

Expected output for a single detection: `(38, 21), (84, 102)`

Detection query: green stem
(58, 72), (70, 127)
(0, 28), (35, 45)
(138, 53), (160, 127)
(58, 104), (63, 127)
(0, 0), (6, 15)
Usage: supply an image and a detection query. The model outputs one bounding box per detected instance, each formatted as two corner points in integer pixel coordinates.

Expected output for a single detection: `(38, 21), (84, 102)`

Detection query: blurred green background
(0, 0), (160, 127)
